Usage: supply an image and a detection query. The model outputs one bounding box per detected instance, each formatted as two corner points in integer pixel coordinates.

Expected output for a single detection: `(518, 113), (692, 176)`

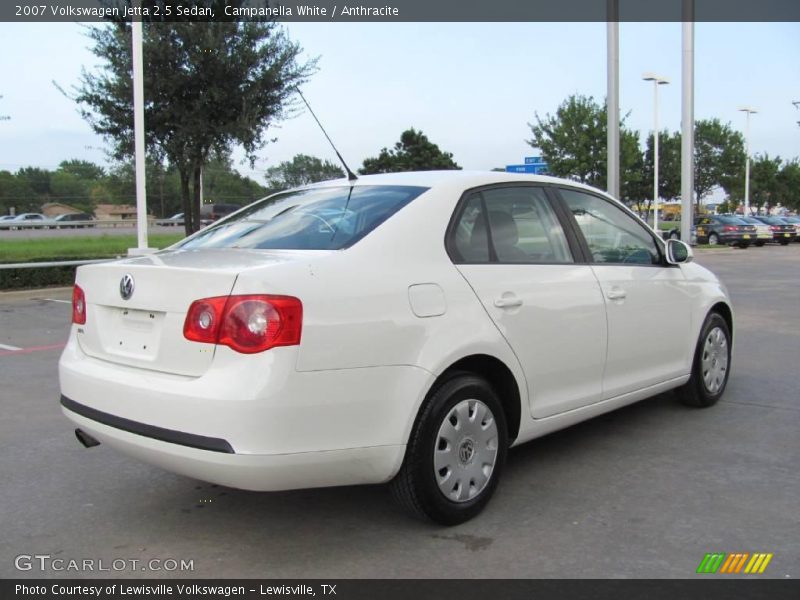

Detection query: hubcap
(434, 399), (499, 503)
(701, 326), (729, 394)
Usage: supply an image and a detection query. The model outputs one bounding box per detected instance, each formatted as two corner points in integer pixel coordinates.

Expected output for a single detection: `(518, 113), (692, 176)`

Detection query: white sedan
(59, 171), (733, 524)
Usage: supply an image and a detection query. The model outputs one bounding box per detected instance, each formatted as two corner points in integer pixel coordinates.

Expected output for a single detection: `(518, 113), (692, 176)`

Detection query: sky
(0, 21), (798, 187)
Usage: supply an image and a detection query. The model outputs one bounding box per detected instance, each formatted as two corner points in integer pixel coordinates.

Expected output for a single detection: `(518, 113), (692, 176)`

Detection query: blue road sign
(506, 164), (549, 175)
(524, 156), (545, 165)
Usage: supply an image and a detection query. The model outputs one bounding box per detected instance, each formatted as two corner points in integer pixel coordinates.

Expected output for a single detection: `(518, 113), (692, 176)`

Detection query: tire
(755, 241), (766, 247)
(676, 312), (731, 408)
(669, 231), (679, 240)
(390, 373), (508, 525)
(779, 240), (790, 246)
(708, 232), (719, 245)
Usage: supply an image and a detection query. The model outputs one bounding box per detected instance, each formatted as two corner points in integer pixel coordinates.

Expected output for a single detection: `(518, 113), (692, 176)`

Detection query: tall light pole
(680, 3), (695, 245)
(643, 73), (670, 231)
(738, 106), (757, 217)
(607, 0), (620, 198)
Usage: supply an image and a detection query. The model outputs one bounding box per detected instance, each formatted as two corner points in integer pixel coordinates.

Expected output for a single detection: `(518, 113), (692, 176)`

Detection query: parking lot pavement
(1, 245), (798, 579)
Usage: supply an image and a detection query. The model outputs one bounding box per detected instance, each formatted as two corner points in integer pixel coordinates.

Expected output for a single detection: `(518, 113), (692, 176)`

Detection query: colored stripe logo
(697, 552), (773, 574)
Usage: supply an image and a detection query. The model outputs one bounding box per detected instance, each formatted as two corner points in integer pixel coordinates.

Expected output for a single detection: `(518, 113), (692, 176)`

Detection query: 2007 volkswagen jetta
(60, 171), (733, 524)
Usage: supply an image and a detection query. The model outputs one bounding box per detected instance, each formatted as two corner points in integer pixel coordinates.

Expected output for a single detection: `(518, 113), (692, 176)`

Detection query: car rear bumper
(58, 331), (431, 490)
(62, 398), (405, 491)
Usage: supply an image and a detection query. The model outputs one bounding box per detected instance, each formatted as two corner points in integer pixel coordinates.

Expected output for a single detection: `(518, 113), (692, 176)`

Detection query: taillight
(770, 226), (780, 231)
(72, 285), (86, 325)
(183, 295), (302, 354)
(722, 226), (737, 232)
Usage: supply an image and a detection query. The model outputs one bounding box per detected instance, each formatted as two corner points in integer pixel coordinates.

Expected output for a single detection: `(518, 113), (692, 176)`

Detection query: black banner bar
(3, 0), (800, 23)
(3, 579), (800, 600)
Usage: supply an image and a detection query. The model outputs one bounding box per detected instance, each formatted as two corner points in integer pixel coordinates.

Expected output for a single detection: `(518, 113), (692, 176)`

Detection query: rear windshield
(177, 185), (427, 251)
(716, 215), (745, 224)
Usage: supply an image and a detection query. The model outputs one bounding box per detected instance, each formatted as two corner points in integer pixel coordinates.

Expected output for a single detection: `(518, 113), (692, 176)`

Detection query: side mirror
(666, 238), (693, 265)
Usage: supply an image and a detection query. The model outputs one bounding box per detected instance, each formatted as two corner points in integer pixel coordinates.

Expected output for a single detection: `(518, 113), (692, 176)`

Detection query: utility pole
(606, 0), (620, 198)
(680, 0), (695, 244)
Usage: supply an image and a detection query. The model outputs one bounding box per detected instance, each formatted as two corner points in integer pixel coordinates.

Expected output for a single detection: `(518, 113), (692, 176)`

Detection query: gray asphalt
(1, 245), (798, 579)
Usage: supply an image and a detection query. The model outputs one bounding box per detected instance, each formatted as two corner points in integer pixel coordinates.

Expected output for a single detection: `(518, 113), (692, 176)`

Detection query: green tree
(748, 153), (783, 214)
(776, 160), (800, 211)
(58, 159), (106, 181)
(359, 128), (460, 174)
(265, 154), (344, 192)
(526, 94), (644, 201)
(204, 156), (268, 205)
(643, 130), (681, 202)
(50, 171), (91, 212)
(694, 118), (746, 207)
(0, 171), (35, 214)
(16, 167), (51, 197)
(74, 6), (315, 234)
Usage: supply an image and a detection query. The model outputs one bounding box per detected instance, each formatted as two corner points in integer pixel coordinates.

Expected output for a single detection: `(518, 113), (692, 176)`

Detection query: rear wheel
(390, 373), (508, 525)
(676, 312), (731, 408)
(755, 241), (766, 247)
(779, 240), (790, 246)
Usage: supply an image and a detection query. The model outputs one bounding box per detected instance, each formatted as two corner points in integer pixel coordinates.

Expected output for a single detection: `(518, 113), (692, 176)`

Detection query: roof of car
(306, 170), (611, 198)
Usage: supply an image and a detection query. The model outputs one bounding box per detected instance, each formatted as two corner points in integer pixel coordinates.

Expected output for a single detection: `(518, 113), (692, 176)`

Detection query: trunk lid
(74, 248), (304, 376)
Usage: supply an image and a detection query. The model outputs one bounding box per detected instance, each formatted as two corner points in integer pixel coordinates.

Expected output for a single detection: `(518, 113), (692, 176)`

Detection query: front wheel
(708, 232), (719, 245)
(390, 373), (508, 525)
(676, 312), (731, 408)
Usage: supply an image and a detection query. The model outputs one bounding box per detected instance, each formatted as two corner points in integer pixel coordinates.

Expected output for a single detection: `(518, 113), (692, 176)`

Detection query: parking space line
(44, 299), (71, 304)
(0, 343), (22, 351)
(0, 343), (65, 357)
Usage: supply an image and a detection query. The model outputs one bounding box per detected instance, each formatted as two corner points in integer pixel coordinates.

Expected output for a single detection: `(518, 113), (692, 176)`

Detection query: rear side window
(449, 186), (573, 264)
(177, 185), (427, 251)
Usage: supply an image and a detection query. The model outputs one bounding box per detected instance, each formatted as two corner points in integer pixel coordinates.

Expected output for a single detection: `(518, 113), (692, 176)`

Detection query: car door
(448, 185), (608, 419)
(556, 188), (694, 400)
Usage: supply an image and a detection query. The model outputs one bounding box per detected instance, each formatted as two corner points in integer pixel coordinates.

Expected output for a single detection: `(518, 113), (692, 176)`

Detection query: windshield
(177, 185), (428, 251)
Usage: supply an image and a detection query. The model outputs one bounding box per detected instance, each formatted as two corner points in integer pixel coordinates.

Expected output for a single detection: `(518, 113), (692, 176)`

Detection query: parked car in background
(738, 216), (773, 246)
(53, 213), (95, 229)
(778, 216), (800, 241)
(751, 216), (796, 245)
(200, 203), (241, 222)
(60, 171), (733, 525)
(665, 222), (697, 245)
(694, 215), (756, 247)
(164, 212), (185, 226)
(9, 213), (53, 229)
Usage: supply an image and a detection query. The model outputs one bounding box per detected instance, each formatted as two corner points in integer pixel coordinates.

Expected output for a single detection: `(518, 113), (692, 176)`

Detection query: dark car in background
(694, 215), (756, 248)
(53, 213), (95, 228)
(200, 203), (240, 222)
(751, 216), (796, 245)
(779, 216), (800, 241)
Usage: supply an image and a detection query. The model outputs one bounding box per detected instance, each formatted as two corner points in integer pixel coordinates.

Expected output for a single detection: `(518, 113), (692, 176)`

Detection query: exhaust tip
(75, 428), (100, 448)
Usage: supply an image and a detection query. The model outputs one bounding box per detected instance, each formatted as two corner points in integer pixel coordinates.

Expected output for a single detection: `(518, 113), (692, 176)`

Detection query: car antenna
(295, 87), (358, 182)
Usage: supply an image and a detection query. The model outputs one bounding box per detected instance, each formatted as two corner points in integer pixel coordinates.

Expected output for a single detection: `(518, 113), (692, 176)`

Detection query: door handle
(606, 287), (627, 300)
(494, 295), (523, 309)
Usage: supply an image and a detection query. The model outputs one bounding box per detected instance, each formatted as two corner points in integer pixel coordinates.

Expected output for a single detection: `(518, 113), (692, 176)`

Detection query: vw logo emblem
(119, 273), (135, 300)
(458, 438), (475, 465)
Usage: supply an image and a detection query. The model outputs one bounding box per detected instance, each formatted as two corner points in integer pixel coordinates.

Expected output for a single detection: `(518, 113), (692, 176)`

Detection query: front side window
(560, 189), (661, 265)
(449, 186), (573, 264)
(177, 185), (427, 251)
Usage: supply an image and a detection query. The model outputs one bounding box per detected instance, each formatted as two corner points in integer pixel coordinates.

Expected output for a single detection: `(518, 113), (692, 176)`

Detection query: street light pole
(643, 73), (670, 232)
(739, 107), (757, 217)
(606, 0), (620, 198)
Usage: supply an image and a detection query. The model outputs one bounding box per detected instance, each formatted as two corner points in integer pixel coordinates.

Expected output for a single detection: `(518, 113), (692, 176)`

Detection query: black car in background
(779, 216), (800, 241)
(53, 213), (95, 228)
(694, 215), (757, 248)
(751, 216), (797, 245)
